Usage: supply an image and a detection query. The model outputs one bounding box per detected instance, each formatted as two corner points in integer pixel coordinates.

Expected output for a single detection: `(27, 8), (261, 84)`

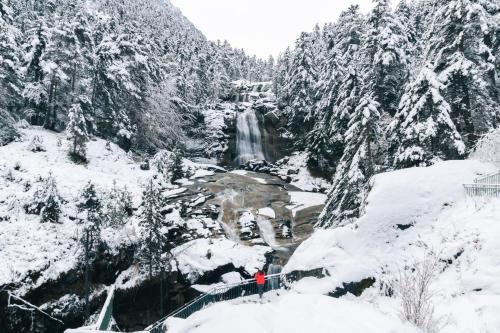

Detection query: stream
(185, 170), (325, 262)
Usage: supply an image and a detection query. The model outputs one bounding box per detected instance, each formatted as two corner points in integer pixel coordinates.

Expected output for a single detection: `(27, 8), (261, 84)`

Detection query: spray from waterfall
(235, 109), (265, 165)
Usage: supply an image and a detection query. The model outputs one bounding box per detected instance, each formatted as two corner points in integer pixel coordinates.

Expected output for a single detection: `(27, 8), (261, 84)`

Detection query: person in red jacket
(255, 268), (266, 299)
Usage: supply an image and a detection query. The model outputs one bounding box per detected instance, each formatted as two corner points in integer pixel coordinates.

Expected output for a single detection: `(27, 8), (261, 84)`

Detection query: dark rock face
(220, 82), (293, 167)
(0, 236), (249, 333)
(0, 243), (137, 333)
(260, 110), (293, 163)
(329, 278), (376, 298)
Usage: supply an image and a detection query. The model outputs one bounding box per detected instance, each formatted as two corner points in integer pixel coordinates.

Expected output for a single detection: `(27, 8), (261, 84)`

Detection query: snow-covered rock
(172, 238), (270, 283)
(274, 152), (331, 192)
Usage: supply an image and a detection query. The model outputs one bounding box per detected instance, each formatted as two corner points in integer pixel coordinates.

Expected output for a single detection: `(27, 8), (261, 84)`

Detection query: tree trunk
(160, 267), (164, 317)
(84, 230), (90, 319)
(44, 76), (56, 130)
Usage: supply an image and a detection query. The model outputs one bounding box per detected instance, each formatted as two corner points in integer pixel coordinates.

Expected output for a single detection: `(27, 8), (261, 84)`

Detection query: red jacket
(255, 271), (265, 285)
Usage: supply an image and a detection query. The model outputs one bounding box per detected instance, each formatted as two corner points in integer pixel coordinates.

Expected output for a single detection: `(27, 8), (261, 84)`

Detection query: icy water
(235, 109), (265, 165)
(186, 171), (325, 261)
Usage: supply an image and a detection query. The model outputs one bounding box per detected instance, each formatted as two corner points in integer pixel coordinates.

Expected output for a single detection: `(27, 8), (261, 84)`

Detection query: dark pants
(257, 284), (264, 298)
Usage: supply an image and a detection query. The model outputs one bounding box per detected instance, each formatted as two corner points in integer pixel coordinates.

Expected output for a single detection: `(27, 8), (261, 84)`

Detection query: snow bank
(172, 238), (270, 282)
(257, 207), (276, 219)
(165, 292), (419, 333)
(285, 160), (495, 274)
(286, 191), (327, 217)
(285, 160), (500, 332)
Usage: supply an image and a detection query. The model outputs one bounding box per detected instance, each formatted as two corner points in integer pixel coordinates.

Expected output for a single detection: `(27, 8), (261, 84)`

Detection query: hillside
(0, 0), (499, 332)
(164, 159), (500, 333)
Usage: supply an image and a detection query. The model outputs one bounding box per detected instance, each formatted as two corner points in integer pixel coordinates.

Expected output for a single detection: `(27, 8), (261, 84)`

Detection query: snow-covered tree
(318, 96), (382, 228)
(388, 65), (466, 168)
(0, 0), (22, 115)
(274, 48), (292, 108)
(425, 0), (500, 148)
(104, 180), (133, 227)
(361, 0), (410, 117)
(171, 148), (185, 182)
(312, 6), (364, 169)
(136, 79), (190, 151)
(21, 22), (49, 125)
(139, 179), (167, 279)
(66, 103), (89, 162)
(77, 181), (103, 318)
(27, 173), (62, 223)
(284, 32), (318, 135)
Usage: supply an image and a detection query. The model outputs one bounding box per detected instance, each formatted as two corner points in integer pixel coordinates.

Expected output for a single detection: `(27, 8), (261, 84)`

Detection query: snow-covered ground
(286, 191), (327, 218)
(165, 290), (419, 333)
(172, 238), (270, 283)
(163, 159), (500, 333)
(285, 160), (500, 332)
(0, 127), (151, 291)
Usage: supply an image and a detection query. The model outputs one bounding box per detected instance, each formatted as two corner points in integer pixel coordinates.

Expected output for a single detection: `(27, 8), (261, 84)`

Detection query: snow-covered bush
(66, 103), (89, 163)
(393, 255), (442, 332)
(151, 150), (175, 179)
(5, 168), (15, 182)
(27, 135), (46, 152)
(26, 173), (62, 223)
(103, 180), (133, 227)
(471, 129), (500, 167)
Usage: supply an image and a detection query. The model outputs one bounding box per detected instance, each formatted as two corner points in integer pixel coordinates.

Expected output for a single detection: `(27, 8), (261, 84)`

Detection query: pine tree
(28, 173), (62, 223)
(22, 22), (49, 125)
(425, 0), (500, 148)
(66, 103), (89, 162)
(284, 32), (318, 136)
(312, 5), (364, 169)
(0, 0), (22, 115)
(105, 180), (133, 227)
(388, 65), (466, 168)
(77, 181), (103, 319)
(361, 0), (410, 116)
(318, 95), (382, 228)
(274, 48), (292, 108)
(171, 148), (184, 182)
(41, 174), (62, 223)
(139, 179), (166, 279)
(326, 65), (362, 169)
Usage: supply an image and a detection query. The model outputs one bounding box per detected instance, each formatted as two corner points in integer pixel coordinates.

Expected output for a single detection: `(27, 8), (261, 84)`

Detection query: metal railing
(464, 184), (500, 198)
(474, 172), (500, 184)
(464, 171), (500, 198)
(96, 286), (115, 331)
(146, 272), (305, 333)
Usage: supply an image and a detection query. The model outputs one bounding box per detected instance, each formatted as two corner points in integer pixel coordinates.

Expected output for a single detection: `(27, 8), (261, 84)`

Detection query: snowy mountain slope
(284, 160), (500, 332)
(0, 127), (151, 290)
(0, 127), (268, 295)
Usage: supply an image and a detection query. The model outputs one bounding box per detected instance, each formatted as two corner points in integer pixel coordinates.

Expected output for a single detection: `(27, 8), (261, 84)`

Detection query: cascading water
(235, 109), (265, 165)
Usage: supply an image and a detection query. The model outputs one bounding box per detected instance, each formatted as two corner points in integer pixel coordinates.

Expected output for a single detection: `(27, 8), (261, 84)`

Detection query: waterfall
(235, 109), (265, 165)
